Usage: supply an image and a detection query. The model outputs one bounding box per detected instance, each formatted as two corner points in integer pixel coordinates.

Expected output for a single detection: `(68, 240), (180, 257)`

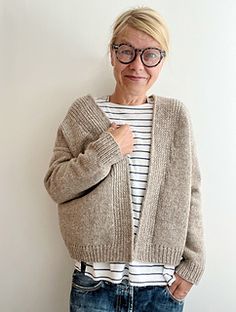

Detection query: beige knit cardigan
(44, 94), (205, 284)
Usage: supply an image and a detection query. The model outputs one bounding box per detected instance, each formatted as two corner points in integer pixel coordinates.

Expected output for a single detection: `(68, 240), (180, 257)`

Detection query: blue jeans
(70, 269), (184, 312)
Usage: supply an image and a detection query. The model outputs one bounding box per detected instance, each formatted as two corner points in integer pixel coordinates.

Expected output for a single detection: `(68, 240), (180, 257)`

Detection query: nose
(129, 52), (144, 71)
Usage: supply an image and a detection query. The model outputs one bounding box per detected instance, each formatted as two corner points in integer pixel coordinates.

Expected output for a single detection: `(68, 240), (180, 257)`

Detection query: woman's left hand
(168, 273), (193, 300)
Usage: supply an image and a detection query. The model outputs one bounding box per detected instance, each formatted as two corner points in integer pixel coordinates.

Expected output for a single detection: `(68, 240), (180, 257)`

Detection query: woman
(44, 7), (205, 312)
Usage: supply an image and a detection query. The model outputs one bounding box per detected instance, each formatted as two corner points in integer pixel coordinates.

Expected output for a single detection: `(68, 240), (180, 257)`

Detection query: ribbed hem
(175, 260), (205, 284)
(66, 243), (184, 267)
(134, 244), (183, 265)
(68, 243), (132, 263)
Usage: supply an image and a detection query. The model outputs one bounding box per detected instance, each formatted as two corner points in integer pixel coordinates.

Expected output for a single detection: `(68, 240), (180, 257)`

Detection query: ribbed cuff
(92, 131), (123, 166)
(175, 260), (205, 284)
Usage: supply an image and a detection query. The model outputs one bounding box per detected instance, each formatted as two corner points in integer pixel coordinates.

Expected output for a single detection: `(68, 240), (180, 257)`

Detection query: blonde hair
(110, 7), (170, 54)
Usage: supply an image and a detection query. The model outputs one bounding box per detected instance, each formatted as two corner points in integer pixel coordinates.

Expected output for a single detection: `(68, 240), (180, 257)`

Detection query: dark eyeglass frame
(112, 43), (166, 67)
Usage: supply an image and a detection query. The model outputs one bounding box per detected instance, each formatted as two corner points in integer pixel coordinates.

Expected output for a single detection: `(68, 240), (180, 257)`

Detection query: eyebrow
(116, 42), (161, 50)
(117, 39), (161, 50)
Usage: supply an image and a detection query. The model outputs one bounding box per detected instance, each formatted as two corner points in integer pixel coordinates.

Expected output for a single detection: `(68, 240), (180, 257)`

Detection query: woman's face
(111, 26), (165, 98)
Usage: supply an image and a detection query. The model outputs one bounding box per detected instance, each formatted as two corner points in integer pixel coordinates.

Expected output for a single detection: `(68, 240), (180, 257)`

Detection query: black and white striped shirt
(75, 95), (176, 286)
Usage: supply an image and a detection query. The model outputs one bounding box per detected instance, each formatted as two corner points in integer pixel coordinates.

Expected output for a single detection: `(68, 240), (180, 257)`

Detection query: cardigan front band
(44, 94), (205, 284)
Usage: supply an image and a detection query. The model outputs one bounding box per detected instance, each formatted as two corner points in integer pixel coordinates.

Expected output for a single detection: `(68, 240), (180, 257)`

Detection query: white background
(1, 0), (236, 311)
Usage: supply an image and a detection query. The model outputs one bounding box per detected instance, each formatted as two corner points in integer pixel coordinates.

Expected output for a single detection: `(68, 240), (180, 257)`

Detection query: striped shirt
(74, 95), (176, 286)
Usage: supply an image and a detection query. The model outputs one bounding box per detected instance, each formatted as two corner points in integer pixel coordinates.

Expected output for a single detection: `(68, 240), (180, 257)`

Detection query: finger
(173, 285), (188, 299)
(173, 280), (192, 299)
(174, 273), (193, 291)
(107, 127), (115, 134)
(108, 123), (117, 132)
(169, 282), (179, 294)
(172, 283), (182, 297)
(169, 275), (181, 293)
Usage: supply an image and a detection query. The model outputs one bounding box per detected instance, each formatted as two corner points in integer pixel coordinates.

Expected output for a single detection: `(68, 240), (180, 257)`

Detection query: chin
(124, 83), (147, 92)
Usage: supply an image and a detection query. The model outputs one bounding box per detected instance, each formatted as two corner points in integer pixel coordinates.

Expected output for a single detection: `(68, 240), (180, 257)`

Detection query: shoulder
(152, 94), (192, 128)
(64, 94), (95, 122)
(152, 94), (187, 112)
(59, 94), (98, 129)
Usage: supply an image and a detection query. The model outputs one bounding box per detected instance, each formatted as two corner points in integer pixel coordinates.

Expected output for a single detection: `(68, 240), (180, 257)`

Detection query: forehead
(116, 26), (160, 49)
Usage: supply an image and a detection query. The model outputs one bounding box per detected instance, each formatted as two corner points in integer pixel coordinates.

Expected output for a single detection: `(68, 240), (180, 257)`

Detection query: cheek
(148, 67), (162, 81)
(113, 62), (128, 77)
(111, 53), (115, 66)
(112, 65), (124, 84)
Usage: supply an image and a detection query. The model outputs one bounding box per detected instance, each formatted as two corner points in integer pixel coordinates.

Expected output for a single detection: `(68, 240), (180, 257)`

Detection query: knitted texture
(44, 95), (205, 284)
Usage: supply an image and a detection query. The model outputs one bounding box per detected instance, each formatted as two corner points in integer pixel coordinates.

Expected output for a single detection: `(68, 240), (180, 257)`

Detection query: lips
(125, 75), (147, 81)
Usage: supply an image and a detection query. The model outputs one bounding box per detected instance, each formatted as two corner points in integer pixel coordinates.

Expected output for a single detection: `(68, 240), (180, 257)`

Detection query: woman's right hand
(107, 123), (133, 156)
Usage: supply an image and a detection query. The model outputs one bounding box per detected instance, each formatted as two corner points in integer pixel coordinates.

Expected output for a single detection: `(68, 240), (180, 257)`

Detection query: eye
(147, 53), (158, 59)
(143, 50), (160, 60)
(120, 49), (133, 56)
(117, 45), (135, 56)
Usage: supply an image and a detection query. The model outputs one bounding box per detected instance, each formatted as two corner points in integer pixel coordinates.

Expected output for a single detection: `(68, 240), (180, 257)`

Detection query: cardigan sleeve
(175, 104), (205, 284)
(44, 125), (123, 204)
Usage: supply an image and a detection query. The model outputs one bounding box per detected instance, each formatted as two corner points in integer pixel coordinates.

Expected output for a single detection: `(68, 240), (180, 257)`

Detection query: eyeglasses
(112, 43), (166, 67)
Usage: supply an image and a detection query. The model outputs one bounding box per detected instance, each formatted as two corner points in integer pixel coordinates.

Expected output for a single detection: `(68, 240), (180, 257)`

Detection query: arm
(44, 125), (123, 204)
(168, 105), (205, 299)
(175, 123), (205, 284)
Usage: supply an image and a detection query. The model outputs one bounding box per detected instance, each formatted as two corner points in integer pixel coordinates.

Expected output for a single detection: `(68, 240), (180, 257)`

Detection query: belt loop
(81, 261), (86, 273)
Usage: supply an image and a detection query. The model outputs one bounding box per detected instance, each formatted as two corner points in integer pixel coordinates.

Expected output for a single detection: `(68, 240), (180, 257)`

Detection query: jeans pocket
(72, 270), (103, 293)
(165, 286), (185, 304)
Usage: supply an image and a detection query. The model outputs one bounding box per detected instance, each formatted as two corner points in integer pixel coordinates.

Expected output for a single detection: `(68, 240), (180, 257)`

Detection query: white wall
(1, 0), (236, 311)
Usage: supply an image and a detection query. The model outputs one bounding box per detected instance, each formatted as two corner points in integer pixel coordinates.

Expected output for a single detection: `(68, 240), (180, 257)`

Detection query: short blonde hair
(110, 7), (170, 54)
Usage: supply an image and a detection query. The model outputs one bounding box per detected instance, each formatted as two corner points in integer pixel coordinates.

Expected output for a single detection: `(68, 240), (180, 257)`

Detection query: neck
(109, 89), (147, 106)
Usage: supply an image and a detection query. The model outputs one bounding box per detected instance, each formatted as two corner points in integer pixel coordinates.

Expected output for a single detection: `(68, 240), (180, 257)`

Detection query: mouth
(124, 75), (147, 81)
